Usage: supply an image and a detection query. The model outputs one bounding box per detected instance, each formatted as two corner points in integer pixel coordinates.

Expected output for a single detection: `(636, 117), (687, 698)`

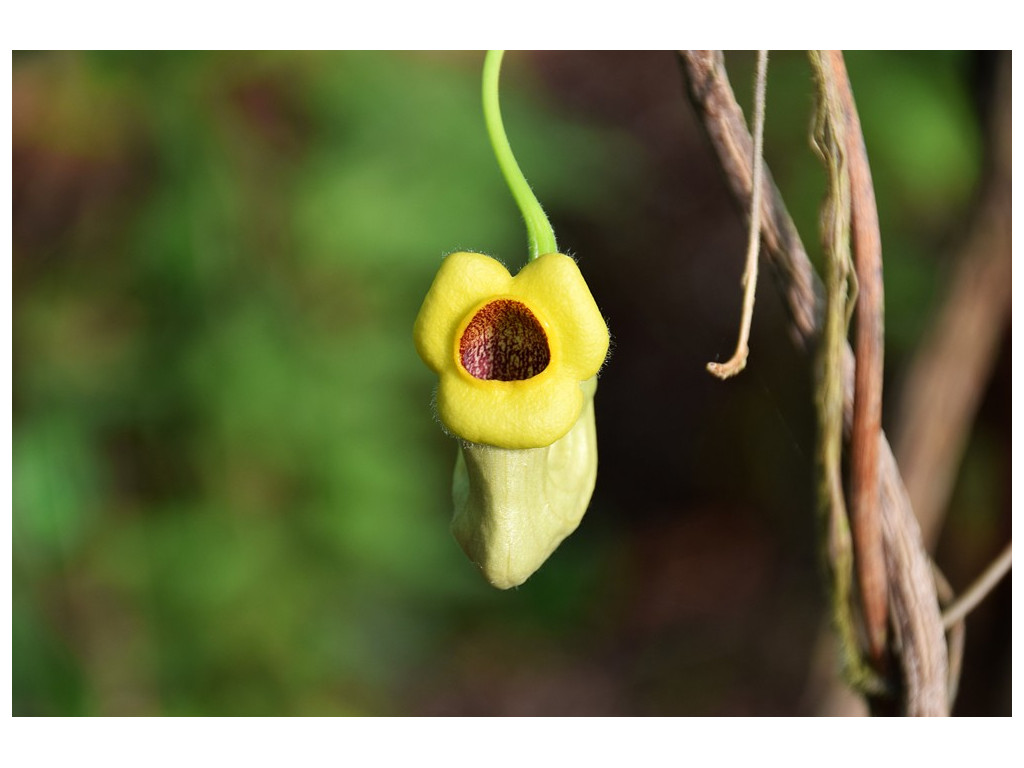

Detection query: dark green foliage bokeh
(13, 51), (628, 715)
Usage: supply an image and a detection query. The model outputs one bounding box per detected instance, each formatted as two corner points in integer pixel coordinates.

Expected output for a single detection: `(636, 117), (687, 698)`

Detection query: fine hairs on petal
(444, 247), (509, 272)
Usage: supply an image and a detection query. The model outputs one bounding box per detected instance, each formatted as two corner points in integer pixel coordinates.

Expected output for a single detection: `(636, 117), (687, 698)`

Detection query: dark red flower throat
(459, 299), (551, 381)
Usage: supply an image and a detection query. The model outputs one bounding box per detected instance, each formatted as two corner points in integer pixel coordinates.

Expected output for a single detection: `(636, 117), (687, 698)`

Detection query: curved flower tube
(452, 376), (599, 589)
(413, 250), (609, 450)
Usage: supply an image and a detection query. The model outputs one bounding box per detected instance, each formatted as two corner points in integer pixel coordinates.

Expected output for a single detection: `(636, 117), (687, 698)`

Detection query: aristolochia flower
(415, 54), (611, 589)
(413, 250), (609, 450)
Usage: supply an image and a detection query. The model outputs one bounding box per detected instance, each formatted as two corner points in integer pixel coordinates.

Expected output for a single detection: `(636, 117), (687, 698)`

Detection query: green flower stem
(482, 50), (557, 262)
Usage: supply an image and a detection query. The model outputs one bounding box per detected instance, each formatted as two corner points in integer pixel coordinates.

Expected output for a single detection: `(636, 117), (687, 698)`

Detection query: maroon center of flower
(459, 299), (551, 381)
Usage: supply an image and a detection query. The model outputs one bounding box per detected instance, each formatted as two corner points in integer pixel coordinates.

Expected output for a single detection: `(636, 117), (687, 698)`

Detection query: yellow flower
(413, 251), (609, 449)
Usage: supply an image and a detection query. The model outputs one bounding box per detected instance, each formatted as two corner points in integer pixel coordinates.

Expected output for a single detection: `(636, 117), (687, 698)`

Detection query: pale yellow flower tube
(452, 377), (598, 589)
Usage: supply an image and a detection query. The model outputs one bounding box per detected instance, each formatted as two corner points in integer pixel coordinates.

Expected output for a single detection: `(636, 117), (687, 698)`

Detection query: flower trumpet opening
(458, 299), (551, 381)
(414, 251), (607, 449)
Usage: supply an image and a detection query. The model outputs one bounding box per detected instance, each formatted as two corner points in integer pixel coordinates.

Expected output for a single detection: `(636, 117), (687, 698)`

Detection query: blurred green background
(12, 51), (1010, 715)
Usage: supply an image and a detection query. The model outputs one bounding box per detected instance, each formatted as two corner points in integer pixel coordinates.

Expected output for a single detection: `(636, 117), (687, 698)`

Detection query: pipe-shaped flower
(414, 251), (609, 449)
